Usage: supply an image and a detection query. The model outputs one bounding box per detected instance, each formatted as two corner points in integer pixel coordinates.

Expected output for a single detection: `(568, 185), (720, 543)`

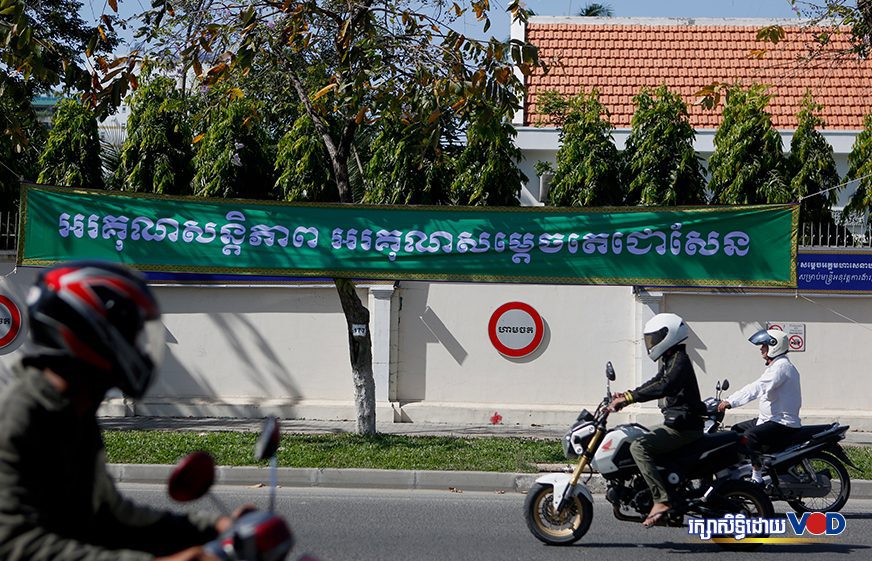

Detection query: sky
(457, 0), (804, 41)
(84, 0), (807, 50)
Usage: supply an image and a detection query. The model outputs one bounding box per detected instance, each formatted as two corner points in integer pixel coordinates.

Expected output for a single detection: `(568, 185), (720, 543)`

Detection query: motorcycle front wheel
(785, 452), (851, 513)
(711, 480), (775, 552)
(524, 482), (593, 545)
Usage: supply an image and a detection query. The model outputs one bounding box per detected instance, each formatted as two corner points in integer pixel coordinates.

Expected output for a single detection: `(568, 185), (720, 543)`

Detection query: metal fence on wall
(0, 211), (17, 252)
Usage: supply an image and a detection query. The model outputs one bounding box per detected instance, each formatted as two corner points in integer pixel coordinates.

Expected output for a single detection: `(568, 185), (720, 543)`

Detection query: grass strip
(103, 431), (872, 479)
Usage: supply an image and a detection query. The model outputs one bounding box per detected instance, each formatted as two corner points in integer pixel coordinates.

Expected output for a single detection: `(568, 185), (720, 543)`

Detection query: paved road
(122, 484), (872, 561)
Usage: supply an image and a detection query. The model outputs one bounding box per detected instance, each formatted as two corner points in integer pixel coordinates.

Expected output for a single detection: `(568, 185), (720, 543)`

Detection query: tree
(843, 114), (872, 217)
(541, 89), (624, 207)
(451, 105), (526, 206)
(708, 84), (789, 205)
(36, 98), (104, 189)
(274, 113), (338, 202)
(623, 86), (705, 206)
(192, 96), (274, 199)
(144, 1), (540, 434)
(115, 75), (195, 195)
(1, 0), (134, 150)
(0, 96), (45, 210)
(787, 92), (840, 226)
(364, 118), (456, 206)
(578, 3), (614, 17)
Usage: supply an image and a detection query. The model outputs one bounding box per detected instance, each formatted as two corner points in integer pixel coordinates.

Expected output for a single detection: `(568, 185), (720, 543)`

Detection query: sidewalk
(101, 416), (872, 497)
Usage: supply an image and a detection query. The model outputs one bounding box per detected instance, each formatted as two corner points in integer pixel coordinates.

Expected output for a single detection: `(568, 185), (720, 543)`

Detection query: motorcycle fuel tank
(593, 424), (648, 475)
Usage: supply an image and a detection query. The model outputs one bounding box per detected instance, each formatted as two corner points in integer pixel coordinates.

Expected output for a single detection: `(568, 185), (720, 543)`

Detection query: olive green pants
(629, 424), (702, 504)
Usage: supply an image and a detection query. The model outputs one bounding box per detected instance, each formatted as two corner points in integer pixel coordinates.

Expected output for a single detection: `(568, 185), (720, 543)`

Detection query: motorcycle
(702, 379), (855, 513)
(524, 362), (774, 551)
(168, 416), (322, 561)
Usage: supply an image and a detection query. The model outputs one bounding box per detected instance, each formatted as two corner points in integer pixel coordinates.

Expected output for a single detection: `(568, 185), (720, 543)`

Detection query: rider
(718, 328), (801, 484)
(0, 261), (226, 561)
(609, 313), (705, 527)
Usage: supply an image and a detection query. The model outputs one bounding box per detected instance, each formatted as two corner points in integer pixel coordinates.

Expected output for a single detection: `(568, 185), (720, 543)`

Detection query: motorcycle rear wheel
(712, 480), (775, 551)
(785, 452), (851, 513)
(524, 482), (593, 545)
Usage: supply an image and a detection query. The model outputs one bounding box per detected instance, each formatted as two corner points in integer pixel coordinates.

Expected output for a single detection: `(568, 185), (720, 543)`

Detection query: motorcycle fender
(534, 472), (594, 511)
(826, 444), (857, 469)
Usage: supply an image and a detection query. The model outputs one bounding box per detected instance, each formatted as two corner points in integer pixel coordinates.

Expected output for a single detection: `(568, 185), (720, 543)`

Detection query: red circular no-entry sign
(0, 295), (22, 349)
(488, 302), (544, 358)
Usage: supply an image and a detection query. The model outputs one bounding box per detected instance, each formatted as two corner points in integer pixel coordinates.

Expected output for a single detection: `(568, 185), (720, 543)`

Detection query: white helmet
(643, 313), (689, 361)
(749, 328), (789, 359)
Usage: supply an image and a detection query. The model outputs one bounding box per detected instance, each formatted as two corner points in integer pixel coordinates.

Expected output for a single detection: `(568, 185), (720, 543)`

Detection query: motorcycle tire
(785, 451), (851, 513)
(711, 480), (775, 552)
(524, 482), (593, 545)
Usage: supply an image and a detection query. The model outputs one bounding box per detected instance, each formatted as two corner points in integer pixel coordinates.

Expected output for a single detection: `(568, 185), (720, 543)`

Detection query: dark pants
(731, 418), (798, 468)
(629, 424), (702, 504)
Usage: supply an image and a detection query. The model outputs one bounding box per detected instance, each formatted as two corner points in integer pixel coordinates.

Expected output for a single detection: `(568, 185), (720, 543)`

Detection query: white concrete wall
(393, 282), (636, 424)
(2, 255), (870, 428)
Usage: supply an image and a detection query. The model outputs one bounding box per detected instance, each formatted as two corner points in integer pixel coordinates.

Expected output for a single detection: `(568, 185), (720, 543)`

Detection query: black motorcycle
(524, 362), (775, 551)
(703, 379), (854, 513)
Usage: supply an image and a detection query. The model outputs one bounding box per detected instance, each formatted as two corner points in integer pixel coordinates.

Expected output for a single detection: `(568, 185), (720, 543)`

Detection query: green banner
(18, 184), (798, 287)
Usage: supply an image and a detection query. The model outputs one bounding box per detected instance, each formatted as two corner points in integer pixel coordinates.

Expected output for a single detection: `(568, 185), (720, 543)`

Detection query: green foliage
(451, 107), (526, 206)
(0, 96), (45, 210)
(578, 3), (614, 17)
(708, 84), (786, 205)
(364, 119), (456, 205)
(844, 113), (872, 217)
(115, 75), (194, 195)
(37, 98), (103, 189)
(623, 86), (705, 206)
(544, 90), (624, 207)
(788, 92), (839, 225)
(192, 97), (274, 199)
(274, 113), (337, 202)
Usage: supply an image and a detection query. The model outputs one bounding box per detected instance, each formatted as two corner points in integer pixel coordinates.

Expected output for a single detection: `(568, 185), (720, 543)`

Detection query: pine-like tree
(274, 113), (338, 202)
(788, 92), (840, 227)
(115, 75), (194, 195)
(544, 89), (624, 207)
(844, 113), (872, 218)
(36, 98), (103, 189)
(708, 84), (787, 205)
(192, 97), (274, 199)
(623, 85), (705, 206)
(451, 105), (526, 206)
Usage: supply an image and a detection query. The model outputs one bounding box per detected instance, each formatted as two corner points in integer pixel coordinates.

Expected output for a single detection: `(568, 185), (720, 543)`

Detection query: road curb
(107, 464), (872, 499)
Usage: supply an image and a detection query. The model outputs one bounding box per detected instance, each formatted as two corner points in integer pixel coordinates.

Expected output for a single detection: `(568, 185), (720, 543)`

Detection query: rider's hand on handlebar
(717, 400), (732, 413)
(607, 395), (628, 412)
(156, 546), (222, 561)
(215, 503), (258, 534)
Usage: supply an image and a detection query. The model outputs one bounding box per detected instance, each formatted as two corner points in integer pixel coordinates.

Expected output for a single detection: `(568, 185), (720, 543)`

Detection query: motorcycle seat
(673, 431), (741, 460)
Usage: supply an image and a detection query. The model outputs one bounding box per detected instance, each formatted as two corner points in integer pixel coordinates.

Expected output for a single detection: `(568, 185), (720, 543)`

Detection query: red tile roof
(524, 20), (872, 130)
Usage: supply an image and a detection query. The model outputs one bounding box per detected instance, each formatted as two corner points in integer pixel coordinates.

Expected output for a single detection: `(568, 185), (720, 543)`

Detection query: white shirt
(726, 355), (802, 428)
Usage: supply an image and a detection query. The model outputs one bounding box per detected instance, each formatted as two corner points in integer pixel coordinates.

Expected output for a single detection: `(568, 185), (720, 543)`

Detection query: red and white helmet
(26, 261), (163, 397)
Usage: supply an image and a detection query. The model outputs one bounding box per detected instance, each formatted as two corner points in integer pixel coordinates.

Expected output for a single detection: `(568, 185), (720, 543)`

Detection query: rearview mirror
(255, 415), (281, 461)
(168, 451), (215, 502)
(606, 361), (616, 381)
(721, 379), (730, 392)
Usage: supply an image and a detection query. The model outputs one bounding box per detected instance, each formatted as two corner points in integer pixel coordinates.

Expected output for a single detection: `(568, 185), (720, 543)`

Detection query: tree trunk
(334, 277), (377, 435)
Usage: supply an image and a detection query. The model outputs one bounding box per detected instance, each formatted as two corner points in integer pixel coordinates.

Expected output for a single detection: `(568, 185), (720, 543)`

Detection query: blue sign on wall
(797, 252), (872, 292)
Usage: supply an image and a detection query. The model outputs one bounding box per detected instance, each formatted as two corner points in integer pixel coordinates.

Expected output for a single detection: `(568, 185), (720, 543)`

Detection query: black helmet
(26, 261), (163, 397)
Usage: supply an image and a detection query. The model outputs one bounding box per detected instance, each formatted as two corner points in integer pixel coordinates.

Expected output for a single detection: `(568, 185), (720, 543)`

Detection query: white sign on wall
(767, 322), (805, 352)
